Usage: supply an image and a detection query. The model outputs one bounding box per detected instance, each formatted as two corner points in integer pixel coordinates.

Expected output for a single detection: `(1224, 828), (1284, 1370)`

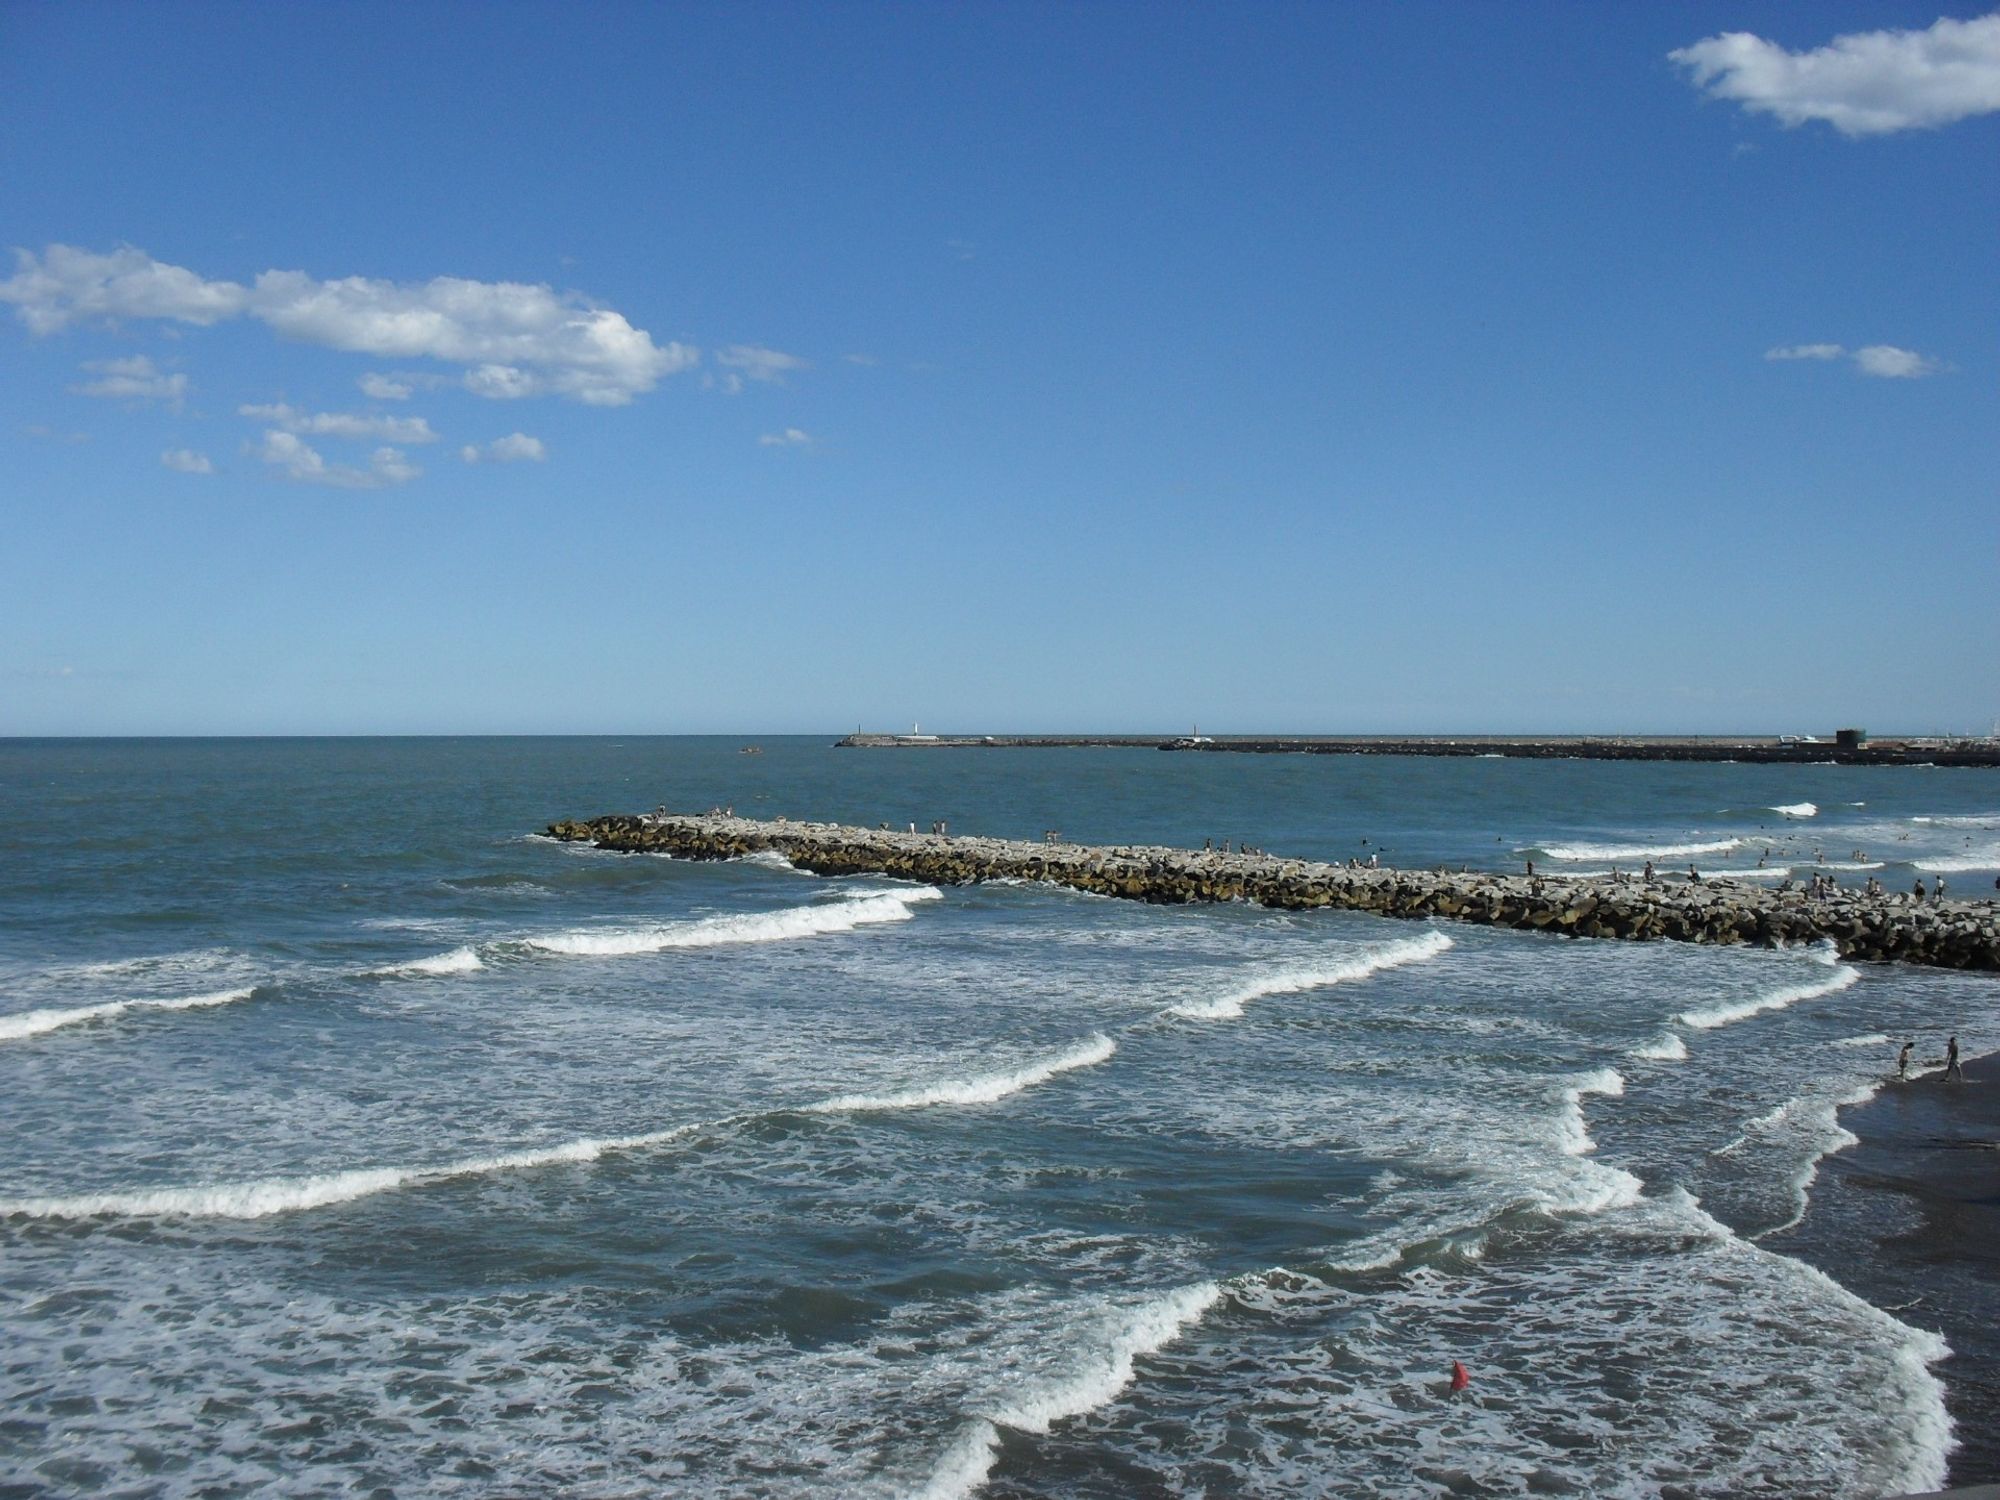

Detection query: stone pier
(544, 812), (2000, 972)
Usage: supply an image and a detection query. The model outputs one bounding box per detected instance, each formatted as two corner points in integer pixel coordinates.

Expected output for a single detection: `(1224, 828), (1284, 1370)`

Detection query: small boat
(739, 745), (764, 755)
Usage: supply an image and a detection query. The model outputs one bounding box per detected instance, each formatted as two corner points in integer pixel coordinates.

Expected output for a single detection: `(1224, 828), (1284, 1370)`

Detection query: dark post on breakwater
(545, 812), (2000, 972)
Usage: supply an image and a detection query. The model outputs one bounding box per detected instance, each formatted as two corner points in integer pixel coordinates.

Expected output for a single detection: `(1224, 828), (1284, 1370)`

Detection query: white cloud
(1763, 341), (1943, 378)
(759, 427), (813, 447)
(463, 363), (539, 400)
(0, 245), (248, 333)
(238, 402), (438, 444)
(255, 429), (420, 489)
(160, 448), (214, 474)
(69, 354), (187, 407)
(461, 432), (547, 463)
(1671, 12), (2000, 136)
(3, 245), (697, 404)
(1851, 343), (1940, 378)
(358, 372), (413, 400)
(716, 344), (807, 384)
(249, 269), (695, 404)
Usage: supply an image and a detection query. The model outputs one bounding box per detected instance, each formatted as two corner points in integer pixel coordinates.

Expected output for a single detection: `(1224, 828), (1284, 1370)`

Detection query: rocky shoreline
(545, 812), (2000, 972)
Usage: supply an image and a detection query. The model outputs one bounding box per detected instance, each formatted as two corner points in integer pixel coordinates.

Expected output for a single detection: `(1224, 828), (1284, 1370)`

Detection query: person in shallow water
(1945, 1036), (1962, 1082)
(1899, 1041), (1915, 1079)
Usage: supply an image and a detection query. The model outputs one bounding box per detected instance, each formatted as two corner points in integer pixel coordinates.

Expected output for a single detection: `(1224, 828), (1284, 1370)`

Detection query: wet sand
(1779, 1053), (2000, 1487)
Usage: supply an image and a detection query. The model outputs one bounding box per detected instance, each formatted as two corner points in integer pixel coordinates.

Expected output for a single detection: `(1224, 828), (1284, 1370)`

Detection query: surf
(1167, 931), (1453, 1020)
(522, 887), (942, 956)
(0, 985), (259, 1044)
(809, 1034), (1116, 1113)
(1677, 963), (1860, 1031)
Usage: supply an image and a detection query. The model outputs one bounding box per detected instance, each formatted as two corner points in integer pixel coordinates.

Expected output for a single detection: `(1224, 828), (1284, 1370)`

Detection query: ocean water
(2, 736), (1997, 1498)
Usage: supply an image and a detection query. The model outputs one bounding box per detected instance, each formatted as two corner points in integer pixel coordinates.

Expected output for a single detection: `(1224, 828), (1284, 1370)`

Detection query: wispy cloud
(1851, 344), (1942, 379)
(160, 448), (214, 474)
(358, 372), (413, 400)
(239, 402), (438, 444)
(1764, 342), (1943, 378)
(460, 432), (547, 463)
(3, 245), (698, 405)
(758, 427), (812, 447)
(254, 430), (420, 489)
(1672, 12), (2000, 136)
(708, 344), (807, 395)
(69, 354), (186, 407)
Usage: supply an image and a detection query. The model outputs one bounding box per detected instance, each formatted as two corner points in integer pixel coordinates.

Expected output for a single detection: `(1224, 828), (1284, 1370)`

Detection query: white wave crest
(0, 1124), (701, 1222)
(1536, 836), (1741, 863)
(1912, 848), (2000, 874)
(1677, 964), (1860, 1031)
(525, 888), (942, 956)
(1552, 1069), (1625, 1156)
(734, 849), (810, 874)
(1531, 1162), (1647, 1217)
(811, 1035), (1115, 1114)
(1167, 930), (1453, 1020)
(914, 1283), (1221, 1500)
(1770, 802), (1818, 818)
(370, 946), (483, 978)
(1630, 1032), (1689, 1062)
(0, 986), (258, 1044)
(1832, 1032), (1891, 1050)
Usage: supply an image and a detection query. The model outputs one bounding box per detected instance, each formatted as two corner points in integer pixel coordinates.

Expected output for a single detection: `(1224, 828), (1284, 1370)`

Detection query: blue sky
(3, 2), (1994, 735)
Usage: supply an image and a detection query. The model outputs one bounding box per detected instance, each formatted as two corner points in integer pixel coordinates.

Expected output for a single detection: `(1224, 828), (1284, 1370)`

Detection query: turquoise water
(2, 737), (1997, 1497)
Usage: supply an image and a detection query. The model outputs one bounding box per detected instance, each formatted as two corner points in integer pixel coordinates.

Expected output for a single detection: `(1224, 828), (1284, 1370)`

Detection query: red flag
(1450, 1360), (1470, 1392)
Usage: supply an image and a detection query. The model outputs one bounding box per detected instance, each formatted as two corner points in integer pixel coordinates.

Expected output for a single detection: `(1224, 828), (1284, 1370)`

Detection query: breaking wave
(1630, 1032), (1689, 1062)
(1770, 803), (1818, 818)
(1167, 931), (1453, 1020)
(0, 986), (259, 1045)
(810, 1035), (1116, 1113)
(914, 1282), (1221, 1500)
(1535, 837), (1742, 863)
(368, 946), (483, 978)
(523, 888), (942, 956)
(0, 1124), (702, 1222)
(1677, 963), (1860, 1031)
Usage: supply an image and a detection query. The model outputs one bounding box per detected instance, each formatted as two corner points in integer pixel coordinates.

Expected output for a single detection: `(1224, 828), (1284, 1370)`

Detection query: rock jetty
(833, 733), (2000, 768)
(545, 812), (2000, 972)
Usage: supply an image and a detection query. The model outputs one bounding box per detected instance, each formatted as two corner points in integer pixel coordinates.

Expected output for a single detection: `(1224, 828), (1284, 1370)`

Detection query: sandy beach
(1782, 1052), (2000, 1486)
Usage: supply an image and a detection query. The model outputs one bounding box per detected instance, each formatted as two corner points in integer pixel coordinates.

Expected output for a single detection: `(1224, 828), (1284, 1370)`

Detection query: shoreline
(1778, 1056), (2000, 1488)
(544, 811), (2000, 971)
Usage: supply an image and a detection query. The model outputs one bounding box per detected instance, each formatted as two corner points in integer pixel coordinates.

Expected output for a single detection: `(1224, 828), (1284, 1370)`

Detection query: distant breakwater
(834, 733), (2000, 768)
(545, 813), (2000, 972)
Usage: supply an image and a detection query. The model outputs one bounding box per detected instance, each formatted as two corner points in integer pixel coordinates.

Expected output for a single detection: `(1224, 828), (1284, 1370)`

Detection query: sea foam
(914, 1282), (1221, 1500)
(1167, 930), (1452, 1020)
(0, 986), (258, 1044)
(369, 946), (484, 978)
(810, 1035), (1115, 1113)
(1536, 837), (1742, 863)
(0, 1124), (702, 1222)
(1629, 1032), (1689, 1062)
(524, 888), (941, 956)
(1677, 963), (1860, 1031)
